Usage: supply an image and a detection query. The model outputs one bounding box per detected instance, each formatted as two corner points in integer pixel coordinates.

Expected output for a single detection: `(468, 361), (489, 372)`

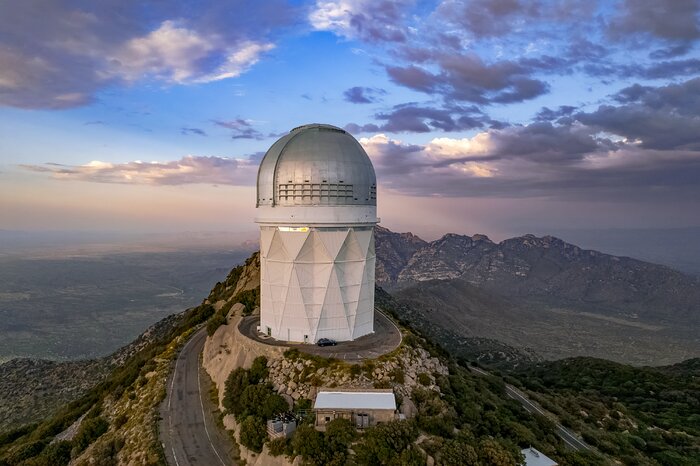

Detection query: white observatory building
(255, 123), (378, 343)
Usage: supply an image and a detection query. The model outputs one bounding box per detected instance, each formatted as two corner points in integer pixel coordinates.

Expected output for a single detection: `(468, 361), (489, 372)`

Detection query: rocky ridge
(378, 230), (700, 326)
(265, 344), (448, 404)
(374, 228), (700, 365)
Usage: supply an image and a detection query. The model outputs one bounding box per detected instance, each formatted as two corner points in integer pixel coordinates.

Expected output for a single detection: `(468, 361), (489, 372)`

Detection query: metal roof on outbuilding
(314, 390), (396, 410)
(521, 447), (558, 466)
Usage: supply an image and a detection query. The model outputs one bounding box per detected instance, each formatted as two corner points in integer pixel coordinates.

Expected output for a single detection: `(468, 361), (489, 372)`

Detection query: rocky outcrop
(265, 344), (448, 403)
(232, 253), (261, 296)
(374, 226), (427, 284)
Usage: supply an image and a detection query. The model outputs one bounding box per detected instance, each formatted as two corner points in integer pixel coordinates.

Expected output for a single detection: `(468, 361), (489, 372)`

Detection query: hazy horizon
(3, 225), (700, 276)
(1, 1), (699, 240)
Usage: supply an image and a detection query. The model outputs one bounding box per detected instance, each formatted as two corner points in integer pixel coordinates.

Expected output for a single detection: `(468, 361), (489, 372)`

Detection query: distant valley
(0, 248), (251, 361)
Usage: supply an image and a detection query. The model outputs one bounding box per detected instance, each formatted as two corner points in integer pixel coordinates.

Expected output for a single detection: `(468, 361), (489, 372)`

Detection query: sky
(1, 0), (699, 241)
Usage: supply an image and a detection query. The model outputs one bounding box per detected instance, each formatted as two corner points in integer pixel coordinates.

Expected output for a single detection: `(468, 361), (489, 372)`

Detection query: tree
(73, 416), (109, 453)
(239, 416), (267, 453)
(396, 445), (427, 466)
(266, 437), (288, 457)
(478, 439), (518, 466)
(223, 368), (250, 416)
(291, 424), (329, 465)
(438, 440), (479, 466)
(262, 393), (289, 419)
(355, 420), (419, 465)
(325, 418), (356, 450)
(249, 356), (269, 384)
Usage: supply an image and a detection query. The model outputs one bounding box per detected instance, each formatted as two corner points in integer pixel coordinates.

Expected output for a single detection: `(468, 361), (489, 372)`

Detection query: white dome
(256, 124), (376, 207)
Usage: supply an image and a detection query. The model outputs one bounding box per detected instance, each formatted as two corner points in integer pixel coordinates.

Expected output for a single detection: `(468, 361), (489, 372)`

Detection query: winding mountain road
(159, 328), (236, 466)
(469, 365), (591, 451)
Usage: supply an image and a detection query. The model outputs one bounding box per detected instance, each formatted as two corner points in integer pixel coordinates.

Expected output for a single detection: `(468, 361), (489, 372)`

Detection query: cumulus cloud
(309, 0), (414, 42)
(354, 105), (700, 201)
(609, 0), (700, 41)
(346, 103), (496, 133)
(387, 53), (551, 104)
(437, 0), (595, 39)
(21, 156), (258, 186)
(310, 0), (698, 110)
(107, 21), (275, 84)
(0, 1), (290, 109)
(343, 86), (387, 103)
(576, 78), (700, 150)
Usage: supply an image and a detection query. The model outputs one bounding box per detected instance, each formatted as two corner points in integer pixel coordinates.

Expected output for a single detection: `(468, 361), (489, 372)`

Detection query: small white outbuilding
(521, 447), (558, 466)
(313, 389), (396, 428)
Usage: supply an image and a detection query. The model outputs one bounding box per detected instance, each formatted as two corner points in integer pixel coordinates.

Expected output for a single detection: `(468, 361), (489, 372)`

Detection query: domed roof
(256, 124), (376, 207)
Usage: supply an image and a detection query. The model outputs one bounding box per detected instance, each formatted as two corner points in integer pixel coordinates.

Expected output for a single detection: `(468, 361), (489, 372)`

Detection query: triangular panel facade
(259, 226), (375, 343)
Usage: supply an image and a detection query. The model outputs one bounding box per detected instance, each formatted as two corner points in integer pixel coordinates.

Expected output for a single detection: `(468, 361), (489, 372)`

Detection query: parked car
(316, 338), (337, 347)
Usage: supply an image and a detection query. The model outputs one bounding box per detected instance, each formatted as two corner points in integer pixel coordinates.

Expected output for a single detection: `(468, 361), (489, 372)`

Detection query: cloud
(609, 0), (700, 41)
(309, 0), (414, 42)
(387, 53), (551, 104)
(108, 21), (275, 84)
(346, 103), (495, 133)
(21, 155), (258, 186)
(0, 1), (291, 109)
(534, 105), (577, 122)
(576, 78), (700, 150)
(354, 108), (700, 201)
(212, 119), (266, 140)
(181, 127), (207, 136)
(343, 86), (387, 103)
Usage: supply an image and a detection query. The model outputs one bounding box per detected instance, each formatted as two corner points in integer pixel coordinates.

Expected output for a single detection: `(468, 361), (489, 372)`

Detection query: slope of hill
(511, 357), (700, 465)
(375, 229), (700, 365)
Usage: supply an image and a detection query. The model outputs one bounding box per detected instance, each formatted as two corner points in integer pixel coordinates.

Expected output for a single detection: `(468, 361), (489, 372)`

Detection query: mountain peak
(471, 233), (493, 243)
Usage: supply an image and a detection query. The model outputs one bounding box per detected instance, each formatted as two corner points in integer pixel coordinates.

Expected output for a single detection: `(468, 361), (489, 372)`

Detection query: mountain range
(374, 226), (700, 366)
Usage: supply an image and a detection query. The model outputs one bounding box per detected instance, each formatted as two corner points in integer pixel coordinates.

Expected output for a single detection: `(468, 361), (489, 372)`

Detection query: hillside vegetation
(511, 357), (700, 465)
(1, 250), (697, 465)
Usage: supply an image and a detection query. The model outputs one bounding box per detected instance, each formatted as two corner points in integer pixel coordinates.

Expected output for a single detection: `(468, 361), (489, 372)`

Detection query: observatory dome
(256, 124), (376, 208)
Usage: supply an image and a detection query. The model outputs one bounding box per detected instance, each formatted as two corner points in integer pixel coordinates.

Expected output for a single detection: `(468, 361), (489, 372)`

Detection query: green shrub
(373, 380), (392, 389)
(291, 424), (328, 465)
(398, 445), (427, 466)
(206, 312), (227, 336)
(390, 368), (405, 384)
(267, 437), (288, 457)
(439, 440), (479, 466)
(223, 368), (250, 416)
(325, 418), (356, 453)
(354, 420), (419, 465)
(263, 394), (290, 419)
(0, 423), (37, 448)
(249, 356), (269, 384)
(239, 416), (267, 453)
(113, 414), (128, 429)
(233, 288), (260, 316)
(417, 372), (431, 386)
(73, 416), (109, 453)
(33, 440), (72, 466)
(5, 438), (50, 464)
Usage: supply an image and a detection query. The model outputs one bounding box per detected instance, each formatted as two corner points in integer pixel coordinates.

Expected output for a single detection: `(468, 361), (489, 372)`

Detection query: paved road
(159, 328), (236, 466)
(239, 308), (402, 361)
(468, 365), (590, 451)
